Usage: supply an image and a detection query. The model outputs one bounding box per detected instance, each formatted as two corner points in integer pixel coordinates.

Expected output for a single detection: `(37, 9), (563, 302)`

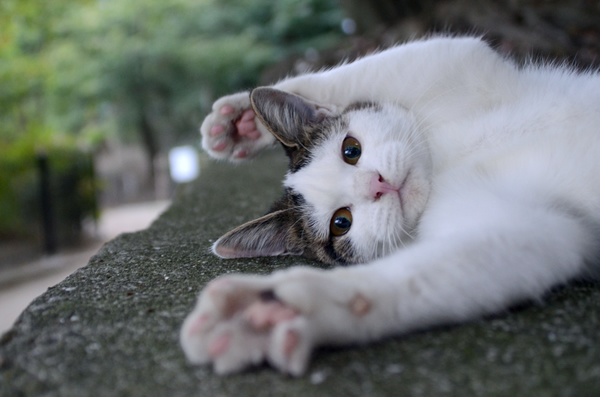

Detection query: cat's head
(212, 88), (433, 265)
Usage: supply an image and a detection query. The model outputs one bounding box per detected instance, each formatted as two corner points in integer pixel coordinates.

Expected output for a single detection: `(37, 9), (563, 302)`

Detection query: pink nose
(370, 174), (397, 199)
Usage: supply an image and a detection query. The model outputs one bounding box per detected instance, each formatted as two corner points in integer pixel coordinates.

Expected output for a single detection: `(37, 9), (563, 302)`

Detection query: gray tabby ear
(250, 87), (332, 148)
(212, 209), (303, 258)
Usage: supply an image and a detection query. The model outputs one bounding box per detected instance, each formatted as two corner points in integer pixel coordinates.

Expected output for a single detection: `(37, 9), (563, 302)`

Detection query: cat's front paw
(180, 268), (372, 375)
(200, 92), (276, 161)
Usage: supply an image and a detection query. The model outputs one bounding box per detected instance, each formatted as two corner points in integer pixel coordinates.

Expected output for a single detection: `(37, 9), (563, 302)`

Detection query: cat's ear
(212, 209), (303, 258)
(250, 87), (335, 148)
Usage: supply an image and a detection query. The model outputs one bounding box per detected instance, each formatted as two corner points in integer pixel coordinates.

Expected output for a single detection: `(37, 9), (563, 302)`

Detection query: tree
(0, 0), (93, 239)
(48, 0), (345, 188)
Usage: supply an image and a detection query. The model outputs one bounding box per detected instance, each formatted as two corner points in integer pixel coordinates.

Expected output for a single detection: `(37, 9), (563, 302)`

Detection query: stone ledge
(1, 150), (599, 396)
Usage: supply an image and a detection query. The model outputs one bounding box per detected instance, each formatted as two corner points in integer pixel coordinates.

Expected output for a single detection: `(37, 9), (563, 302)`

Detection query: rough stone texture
(1, 150), (600, 396)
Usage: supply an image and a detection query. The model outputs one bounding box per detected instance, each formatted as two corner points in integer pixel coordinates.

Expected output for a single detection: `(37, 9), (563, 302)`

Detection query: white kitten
(181, 36), (600, 376)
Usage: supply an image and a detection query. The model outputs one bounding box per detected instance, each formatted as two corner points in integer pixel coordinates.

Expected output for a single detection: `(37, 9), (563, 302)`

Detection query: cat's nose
(370, 174), (397, 200)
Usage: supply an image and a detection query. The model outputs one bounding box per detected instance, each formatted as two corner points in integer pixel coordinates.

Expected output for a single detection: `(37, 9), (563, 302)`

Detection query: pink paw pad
(212, 141), (228, 152)
(210, 125), (225, 136)
(240, 109), (254, 121)
(244, 300), (298, 330)
(235, 110), (259, 139)
(284, 329), (299, 357)
(187, 314), (210, 336)
(209, 332), (231, 358)
(246, 131), (262, 140)
(236, 119), (255, 133)
(234, 149), (248, 159)
(350, 293), (371, 317)
(220, 105), (235, 115)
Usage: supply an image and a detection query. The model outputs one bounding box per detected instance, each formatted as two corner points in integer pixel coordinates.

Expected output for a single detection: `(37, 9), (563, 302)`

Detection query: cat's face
(213, 88), (432, 265)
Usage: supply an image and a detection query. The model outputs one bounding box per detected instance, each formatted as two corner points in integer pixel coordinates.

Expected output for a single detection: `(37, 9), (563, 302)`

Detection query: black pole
(38, 152), (57, 254)
(87, 152), (99, 233)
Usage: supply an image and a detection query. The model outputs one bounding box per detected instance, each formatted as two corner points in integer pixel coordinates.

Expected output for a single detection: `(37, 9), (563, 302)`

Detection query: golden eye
(330, 207), (352, 236)
(342, 137), (361, 165)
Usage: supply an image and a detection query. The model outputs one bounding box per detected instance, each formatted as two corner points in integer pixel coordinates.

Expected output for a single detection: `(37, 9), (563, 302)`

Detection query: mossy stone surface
(1, 150), (600, 396)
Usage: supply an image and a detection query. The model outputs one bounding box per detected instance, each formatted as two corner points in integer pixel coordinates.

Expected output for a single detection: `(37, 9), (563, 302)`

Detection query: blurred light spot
(169, 146), (199, 183)
(341, 18), (356, 35)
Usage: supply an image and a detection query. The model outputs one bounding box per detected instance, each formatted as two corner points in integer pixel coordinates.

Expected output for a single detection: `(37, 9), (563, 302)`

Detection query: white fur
(184, 36), (600, 375)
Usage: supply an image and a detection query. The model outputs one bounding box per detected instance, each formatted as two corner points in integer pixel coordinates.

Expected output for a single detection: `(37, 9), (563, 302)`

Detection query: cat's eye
(342, 137), (361, 165)
(330, 207), (352, 236)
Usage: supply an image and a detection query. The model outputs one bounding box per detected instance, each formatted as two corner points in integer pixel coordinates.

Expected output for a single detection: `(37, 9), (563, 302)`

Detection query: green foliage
(48, 0), (345, 148)
(0, 0), (346, 239)
(0, 0), (95, 239)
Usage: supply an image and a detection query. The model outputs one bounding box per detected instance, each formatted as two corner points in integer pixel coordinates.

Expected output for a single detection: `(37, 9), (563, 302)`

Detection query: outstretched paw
(180, 275), (312, 375)
(200, 92), (275, 161)
(181, 268), (376, 376)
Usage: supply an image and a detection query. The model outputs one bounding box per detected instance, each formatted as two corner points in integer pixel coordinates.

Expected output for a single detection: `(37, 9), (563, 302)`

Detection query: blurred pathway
(0, 200), (171, 334)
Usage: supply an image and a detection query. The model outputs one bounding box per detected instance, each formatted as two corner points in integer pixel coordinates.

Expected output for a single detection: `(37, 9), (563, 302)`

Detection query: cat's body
(180, 36), (600, 375)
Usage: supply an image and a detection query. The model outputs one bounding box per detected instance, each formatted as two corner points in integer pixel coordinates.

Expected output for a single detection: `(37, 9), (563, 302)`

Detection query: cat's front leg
(200, 92), (276, 161)
(180, 266), (390, 375)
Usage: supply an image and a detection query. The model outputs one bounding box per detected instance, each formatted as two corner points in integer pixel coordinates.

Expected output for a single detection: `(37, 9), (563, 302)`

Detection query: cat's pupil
(330, 207), (353, 236)
(342, 137), (362, 165)
(344, 146), (360, 159)
(334, 216), (351, 229)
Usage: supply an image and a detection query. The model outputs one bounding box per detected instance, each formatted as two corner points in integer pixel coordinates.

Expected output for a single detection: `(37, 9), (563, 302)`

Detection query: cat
(180, 36), (600, 376)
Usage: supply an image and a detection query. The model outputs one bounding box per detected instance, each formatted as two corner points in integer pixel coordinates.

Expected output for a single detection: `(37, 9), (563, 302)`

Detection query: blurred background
(1, 0), (599, 332)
